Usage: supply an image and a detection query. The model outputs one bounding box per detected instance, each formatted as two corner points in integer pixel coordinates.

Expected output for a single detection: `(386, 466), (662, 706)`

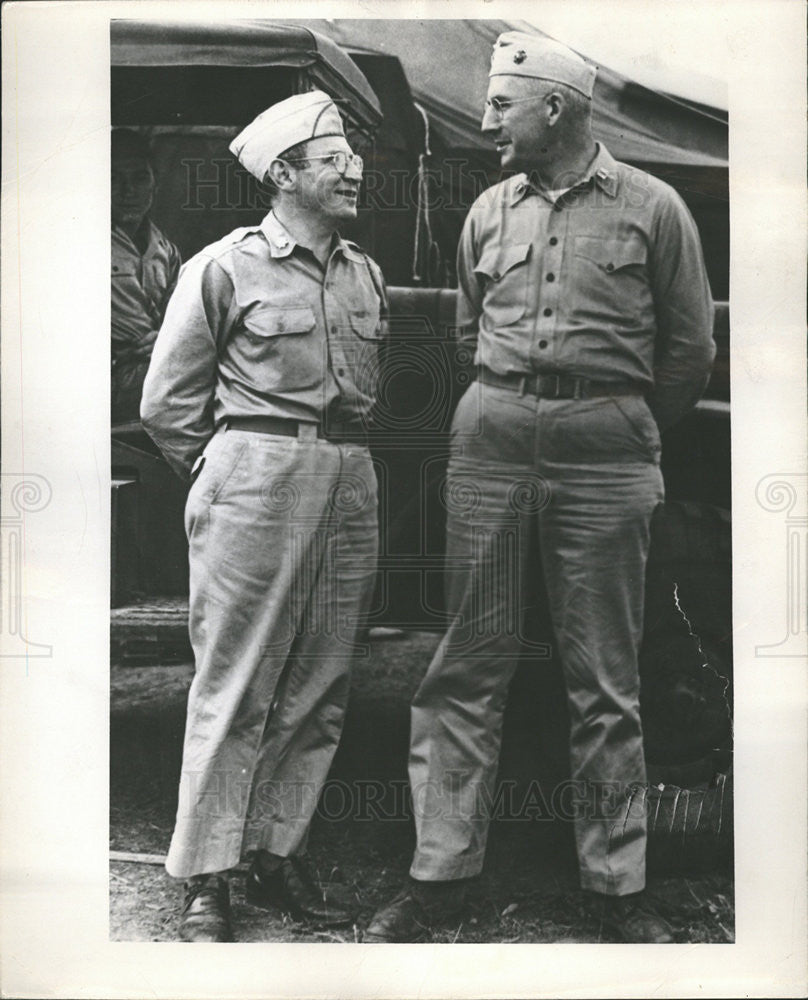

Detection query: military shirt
(112, 220), (181, 361)
(141, 211), (387, 479)
(456, 143), (715, 430)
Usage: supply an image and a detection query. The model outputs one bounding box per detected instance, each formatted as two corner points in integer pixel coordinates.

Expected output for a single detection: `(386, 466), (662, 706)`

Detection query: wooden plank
(109, 850), (249, 870)
(109, 850), (166, 865)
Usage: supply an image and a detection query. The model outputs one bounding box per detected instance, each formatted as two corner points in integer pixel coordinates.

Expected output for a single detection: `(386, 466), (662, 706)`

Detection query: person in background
(111, 128), (180, 424)
(141, 91), (386, 943)
(365, 31), (715, 944)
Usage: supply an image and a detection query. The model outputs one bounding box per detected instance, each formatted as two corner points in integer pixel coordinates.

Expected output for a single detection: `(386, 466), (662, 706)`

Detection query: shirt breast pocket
(111, 264), (140, 293)
(347, 302), (382, 341)
(238, 305), (318, 387)
(112, 264), (138, 278)
(573, 235), (649, 317)
(340, 303), (383, 401)
(243, 305), (316, 343)
(474, 242), (531, 326)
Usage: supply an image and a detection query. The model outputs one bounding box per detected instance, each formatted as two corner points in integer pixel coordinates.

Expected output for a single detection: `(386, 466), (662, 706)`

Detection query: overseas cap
(490, 31), (596, 99)
(229, 90), (346, 182)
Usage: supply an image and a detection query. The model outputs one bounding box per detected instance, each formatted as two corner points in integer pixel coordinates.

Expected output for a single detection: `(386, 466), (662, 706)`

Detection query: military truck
(110, 20), (732, 829)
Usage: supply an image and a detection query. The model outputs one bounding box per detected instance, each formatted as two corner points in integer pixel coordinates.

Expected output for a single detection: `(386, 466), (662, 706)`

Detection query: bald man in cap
(142, 91), (386, 941)
(366, 32), (714, 943)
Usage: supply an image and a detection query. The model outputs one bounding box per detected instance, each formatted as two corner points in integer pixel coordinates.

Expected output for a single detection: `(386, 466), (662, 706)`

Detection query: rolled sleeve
(648, 191), (716, 431)
(140, 255), (234, 479)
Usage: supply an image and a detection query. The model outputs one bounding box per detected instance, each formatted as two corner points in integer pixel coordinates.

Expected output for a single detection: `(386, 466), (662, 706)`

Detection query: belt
(226, 415), (368, 445)
(477, 367), (644, 400)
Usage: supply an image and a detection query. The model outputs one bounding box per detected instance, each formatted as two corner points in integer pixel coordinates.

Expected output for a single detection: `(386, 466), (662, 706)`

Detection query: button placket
(533, 215), (563, 363)
(324, 260), (361, 398)
(323, 262), (346, 388)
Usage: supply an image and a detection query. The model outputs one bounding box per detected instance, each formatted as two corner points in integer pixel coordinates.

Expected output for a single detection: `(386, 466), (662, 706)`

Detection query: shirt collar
(509, 143), (619, 206)
(112, 217), (159, 253)
(260, 211), (296, 258)
(259, 211), (364, 263)
(587, 143), (619, 197)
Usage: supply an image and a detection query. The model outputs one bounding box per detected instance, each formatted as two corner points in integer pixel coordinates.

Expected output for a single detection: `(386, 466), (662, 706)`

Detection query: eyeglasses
(484, 95), (545, 119)
(284, 151), (364, 175)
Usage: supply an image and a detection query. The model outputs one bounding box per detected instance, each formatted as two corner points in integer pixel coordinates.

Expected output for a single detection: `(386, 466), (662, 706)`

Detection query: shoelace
(183, 877), (225, 911)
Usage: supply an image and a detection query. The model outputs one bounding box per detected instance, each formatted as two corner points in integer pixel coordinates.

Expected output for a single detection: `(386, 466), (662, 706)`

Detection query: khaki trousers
(409, 382), (664, 894)
(165, 427), (378, 878)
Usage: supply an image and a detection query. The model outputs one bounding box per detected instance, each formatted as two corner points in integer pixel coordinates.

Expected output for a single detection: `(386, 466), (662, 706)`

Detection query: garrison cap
(229, 90), (346, 182)
(490, 31), (597, 99)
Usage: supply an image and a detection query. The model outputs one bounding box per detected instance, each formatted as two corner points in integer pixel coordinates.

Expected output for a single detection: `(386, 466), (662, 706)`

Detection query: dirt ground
(110, 632), (734, 943)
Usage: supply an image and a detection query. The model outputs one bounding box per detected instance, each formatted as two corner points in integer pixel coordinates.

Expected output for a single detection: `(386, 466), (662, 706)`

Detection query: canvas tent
(283, 19), (728, 168)
(111, 17), (728, 294)
(282, 19), (728, 294)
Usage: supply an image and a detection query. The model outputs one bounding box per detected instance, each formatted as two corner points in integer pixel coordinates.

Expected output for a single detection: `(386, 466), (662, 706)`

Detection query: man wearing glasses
(365, 32), (714, 943)
(141, 91), (386, 942)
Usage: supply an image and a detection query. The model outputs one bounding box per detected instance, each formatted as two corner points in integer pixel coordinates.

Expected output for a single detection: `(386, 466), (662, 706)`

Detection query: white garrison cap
(490, 31), (597, 99)
(229, 90), (346, 181)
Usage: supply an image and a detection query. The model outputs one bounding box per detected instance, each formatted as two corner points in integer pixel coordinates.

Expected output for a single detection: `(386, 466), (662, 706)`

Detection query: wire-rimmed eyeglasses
(484, 95), (545, 119)
(284, 151), (364, 175)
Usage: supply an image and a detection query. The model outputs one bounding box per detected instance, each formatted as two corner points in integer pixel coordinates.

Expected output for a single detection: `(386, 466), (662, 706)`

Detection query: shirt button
(546, 273), (555, 282)
(492, 270), (501, 280)
(337, 367), (346, 376)
(331, 325), (338, 334)
(543, 308), (552, 317)
(549, 237), (558, 246)
(606, 262), (615, 272)
(539, 340), (548, 349)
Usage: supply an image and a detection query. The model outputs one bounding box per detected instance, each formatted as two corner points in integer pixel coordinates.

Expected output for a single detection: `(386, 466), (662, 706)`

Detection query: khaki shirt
(141, 212), (387, 478)
(456, 144), (715, 430)
(112, 220), (181, 363)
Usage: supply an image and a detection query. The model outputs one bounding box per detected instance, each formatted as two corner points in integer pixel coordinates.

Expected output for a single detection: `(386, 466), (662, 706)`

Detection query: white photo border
(1, 1), (806, 997)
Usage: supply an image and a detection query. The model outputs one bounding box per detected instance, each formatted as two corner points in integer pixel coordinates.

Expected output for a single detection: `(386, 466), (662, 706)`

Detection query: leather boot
(178, 874), (233, 942)
(245, 855), (354, 927)
(364, 878), (468, 943)
(597, 891), (675, 943)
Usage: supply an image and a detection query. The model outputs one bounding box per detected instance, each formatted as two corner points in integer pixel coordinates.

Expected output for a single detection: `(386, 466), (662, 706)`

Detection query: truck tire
(640, 501), (733, 769)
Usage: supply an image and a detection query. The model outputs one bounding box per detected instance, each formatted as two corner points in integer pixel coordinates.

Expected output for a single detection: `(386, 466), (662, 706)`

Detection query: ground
(110, 632), (734, 943)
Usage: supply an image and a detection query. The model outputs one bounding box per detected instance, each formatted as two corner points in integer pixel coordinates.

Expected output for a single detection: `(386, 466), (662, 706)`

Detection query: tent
(281, 19), (728, 169)
(111, 18), (728, 294)
(278, 19), (727, 294)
